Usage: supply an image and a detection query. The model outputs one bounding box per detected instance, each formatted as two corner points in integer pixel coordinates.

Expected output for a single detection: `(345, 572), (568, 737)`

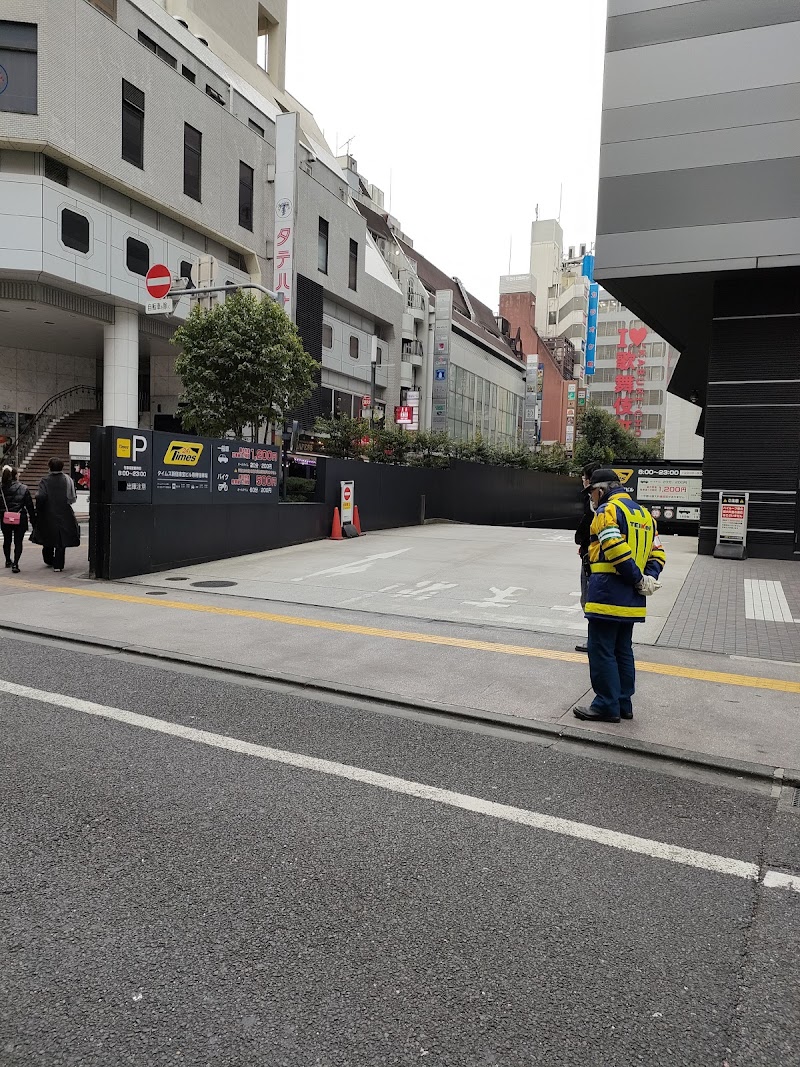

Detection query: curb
(1, 620), (795, 787)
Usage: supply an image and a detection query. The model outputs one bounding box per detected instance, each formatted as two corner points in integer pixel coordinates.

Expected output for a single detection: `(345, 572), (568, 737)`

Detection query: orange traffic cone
(330, 507), (343, 540)
(353, 505), (363, 535)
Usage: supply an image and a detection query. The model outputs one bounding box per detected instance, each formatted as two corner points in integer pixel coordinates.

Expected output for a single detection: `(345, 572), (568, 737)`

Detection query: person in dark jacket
(34, 457), (80, 572)
(1, 465), (36, 573)
(573, 461), (601, 653)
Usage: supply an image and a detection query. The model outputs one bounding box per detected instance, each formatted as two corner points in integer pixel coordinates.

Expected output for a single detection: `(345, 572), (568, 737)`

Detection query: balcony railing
(406, 290), (427, 311)
(401, 339), (424, 361)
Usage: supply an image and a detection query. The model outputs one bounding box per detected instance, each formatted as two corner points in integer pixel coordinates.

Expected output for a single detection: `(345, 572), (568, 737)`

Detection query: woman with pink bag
(1, 464), (36, 574)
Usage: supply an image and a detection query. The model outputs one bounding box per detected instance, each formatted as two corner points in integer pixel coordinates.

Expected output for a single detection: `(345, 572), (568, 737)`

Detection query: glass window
(0, 21), (38, 115)
(322, 323), (333, 348)
(138, 30), (176, 68)
(248, 118), (264, 137)
(183, 123), (202, 201)
(126, 236), (149, 276)
(61, 209), (90, 254)
(238, 161), (254, 230)
(182, 65), (195, 83)
(122, 80), (144, 168)
(205, 85), (226, 106)
(318, 218), (329, 274)
(375, 344), (383, 366)
(348, 239), (358, 291)
(349, 336), (359, 360)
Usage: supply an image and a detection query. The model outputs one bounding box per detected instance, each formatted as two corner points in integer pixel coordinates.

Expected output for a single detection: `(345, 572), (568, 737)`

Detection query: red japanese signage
(613, 326), (648, 436)
(395, 406), (413, 426)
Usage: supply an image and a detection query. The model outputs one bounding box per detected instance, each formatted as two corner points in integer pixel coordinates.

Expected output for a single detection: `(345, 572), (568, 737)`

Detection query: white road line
(2, 676), (798, 895)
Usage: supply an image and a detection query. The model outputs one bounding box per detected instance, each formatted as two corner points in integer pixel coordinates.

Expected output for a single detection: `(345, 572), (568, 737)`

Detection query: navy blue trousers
(587, 618), (636, 717)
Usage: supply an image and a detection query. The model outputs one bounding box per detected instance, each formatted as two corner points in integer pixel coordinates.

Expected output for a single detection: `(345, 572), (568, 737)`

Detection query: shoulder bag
(1, 487), (21, 526)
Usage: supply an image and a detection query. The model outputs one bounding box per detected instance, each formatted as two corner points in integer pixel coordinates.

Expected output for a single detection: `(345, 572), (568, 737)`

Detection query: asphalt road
(1, 633), (798, 1066)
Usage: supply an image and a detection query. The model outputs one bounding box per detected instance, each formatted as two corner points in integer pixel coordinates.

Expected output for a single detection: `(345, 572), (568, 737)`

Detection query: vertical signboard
(213, 440), (280, 499)
(585, 282), (598, 376)
(714, 492), (749, 560)
(340, 480), (354, 525)
(111, 427), (152, 503)
(522, 353), (539, 449)
(273, 112), (298, 320)
(431, 289), (453, 432)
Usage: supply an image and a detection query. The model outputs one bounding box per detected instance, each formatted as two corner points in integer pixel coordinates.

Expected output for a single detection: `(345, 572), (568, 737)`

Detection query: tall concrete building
(595, 0), (800, 559)
(0, 0), (402, 469)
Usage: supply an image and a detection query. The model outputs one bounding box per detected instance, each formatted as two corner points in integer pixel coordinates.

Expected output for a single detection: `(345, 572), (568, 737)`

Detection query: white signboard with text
(340, 480), (354, 526)
(636, 477), (702, 503)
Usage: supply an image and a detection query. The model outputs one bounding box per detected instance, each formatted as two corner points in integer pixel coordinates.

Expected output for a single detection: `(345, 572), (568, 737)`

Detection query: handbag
(1, 487), (21, 526)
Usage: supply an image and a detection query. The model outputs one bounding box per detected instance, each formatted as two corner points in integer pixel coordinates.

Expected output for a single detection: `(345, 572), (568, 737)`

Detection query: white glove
(636, 575), (662, 596)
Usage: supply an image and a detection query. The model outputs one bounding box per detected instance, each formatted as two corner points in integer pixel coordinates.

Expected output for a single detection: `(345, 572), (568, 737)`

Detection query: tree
(173, 290), (316, 439)
(314, 414), (368, 459)
(573, 404), (661, 468)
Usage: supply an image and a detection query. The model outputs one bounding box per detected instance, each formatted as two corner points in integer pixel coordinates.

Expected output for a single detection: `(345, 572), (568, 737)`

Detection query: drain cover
(164, 577), (189, 582)
(190, 580), (238, 589)
(792, 787), (800, 809)
(146, 591), (168, 596)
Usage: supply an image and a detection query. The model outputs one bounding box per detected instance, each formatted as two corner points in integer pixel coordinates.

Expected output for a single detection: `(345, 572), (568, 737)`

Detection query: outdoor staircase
(18, 409), (100, 492)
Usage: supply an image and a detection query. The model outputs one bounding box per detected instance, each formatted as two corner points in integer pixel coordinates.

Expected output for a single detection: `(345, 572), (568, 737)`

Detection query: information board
(213, 440), (280, 500)
(613, 465), (702, 527)
(152, 432), (212, 502)
(111, 427), (152, 504)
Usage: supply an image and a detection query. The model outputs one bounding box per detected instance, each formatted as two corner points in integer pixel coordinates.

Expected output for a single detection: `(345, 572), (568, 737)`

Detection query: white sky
(286, 0), (608, 311)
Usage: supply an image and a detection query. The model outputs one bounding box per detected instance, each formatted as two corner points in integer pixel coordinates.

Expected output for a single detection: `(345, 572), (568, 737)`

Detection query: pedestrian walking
(32, 458), (80, 573)
(573, 468), (666, 724)
(574, 460), (601, 653)
(1, 465), (36, 574)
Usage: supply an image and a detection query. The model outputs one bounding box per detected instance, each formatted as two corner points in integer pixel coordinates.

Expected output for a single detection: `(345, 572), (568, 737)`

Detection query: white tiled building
(0, 0), (403, 455)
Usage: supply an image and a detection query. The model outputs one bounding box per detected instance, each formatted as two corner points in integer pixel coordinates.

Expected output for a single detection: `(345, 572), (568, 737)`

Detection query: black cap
(590, 467), (619, 487)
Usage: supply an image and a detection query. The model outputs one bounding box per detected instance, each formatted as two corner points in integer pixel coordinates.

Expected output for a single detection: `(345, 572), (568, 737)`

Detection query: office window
(181, 65), (195, 83)
(122, 80), (144, 168)
(318, 218), (329, 274)
(322, 324), (333, 349)
(349, 336), (359, 360)
(138, 30), (176, 68)
(375, 344), (383, 366)
(238, 161), (254, 230)
(248, 118), (264, 137)
(205, 85), (226, 106)
(61, 209), (90, 254)
(0, 21), (37, 115)
(348, 239), (358, 291)
(179, 260), (195, 286)
(126, 236), (149, 276)
(183, 123), (202, 201)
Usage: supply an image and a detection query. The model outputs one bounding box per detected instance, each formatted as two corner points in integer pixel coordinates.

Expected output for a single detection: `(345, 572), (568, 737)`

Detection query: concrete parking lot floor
(122, 524), (699, 646)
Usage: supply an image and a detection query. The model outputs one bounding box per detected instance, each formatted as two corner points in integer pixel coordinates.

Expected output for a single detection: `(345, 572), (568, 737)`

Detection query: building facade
(595, 0), (800, 558)
(353, 167), (526, 446)
(0, 0), (402, 461)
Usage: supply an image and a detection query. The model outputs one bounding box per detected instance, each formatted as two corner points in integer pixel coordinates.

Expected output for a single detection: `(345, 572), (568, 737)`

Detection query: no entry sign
(145, 264), (172, 299)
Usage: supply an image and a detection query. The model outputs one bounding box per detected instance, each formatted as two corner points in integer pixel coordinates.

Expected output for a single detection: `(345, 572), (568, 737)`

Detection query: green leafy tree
(573, 404), (661, 468)
(314, 414), (368, 459)
(173, 290), (316, 439)
(408, 430), (453, 468)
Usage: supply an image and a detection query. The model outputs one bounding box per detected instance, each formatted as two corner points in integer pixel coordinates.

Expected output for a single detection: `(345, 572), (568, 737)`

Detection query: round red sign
(145, 264), (172, 299)
(343, 487), (352, 501)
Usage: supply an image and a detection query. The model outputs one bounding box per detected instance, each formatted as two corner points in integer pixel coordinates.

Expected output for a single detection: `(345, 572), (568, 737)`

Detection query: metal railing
(4, 385), (99, 471)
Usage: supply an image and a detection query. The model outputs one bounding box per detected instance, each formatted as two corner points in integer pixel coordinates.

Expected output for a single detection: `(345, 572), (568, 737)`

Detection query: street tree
(173, 290), (316, 439)
(574, 404), (661, 467)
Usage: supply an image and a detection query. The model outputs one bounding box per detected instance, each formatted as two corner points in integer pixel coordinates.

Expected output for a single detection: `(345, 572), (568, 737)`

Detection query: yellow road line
(30, 583), (800, 696)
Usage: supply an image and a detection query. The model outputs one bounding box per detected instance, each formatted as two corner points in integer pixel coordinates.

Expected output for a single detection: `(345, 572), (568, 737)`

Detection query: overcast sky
(286, 0), (608, 311)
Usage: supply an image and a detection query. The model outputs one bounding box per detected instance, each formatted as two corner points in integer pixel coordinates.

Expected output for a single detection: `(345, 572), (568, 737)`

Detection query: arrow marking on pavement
(291, 549), (412, 582)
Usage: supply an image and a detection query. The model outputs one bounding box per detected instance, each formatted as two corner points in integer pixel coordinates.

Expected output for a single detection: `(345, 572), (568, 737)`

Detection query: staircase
(19, 409), (100, 492)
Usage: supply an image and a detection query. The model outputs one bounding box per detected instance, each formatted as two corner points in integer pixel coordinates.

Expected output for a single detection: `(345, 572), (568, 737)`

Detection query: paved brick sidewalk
(658, 556), (800, 663)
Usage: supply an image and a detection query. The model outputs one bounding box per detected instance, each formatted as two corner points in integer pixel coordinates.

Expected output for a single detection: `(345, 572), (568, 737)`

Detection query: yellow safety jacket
(585, 490), (666, 622)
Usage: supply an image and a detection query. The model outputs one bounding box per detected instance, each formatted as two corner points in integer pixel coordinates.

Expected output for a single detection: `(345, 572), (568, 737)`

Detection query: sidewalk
(1, 534), (799, 778)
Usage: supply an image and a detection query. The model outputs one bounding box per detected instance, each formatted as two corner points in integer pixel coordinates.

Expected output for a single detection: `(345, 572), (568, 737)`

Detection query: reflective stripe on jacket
(585, 490), (666, 622)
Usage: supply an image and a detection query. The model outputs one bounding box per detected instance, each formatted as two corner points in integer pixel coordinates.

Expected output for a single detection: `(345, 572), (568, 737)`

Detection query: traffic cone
(353, 505), (363, 535)
(330, 507), (343, 540)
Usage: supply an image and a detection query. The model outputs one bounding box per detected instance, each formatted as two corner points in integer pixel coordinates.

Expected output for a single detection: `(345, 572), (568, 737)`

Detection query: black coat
(574, 485), (593, 556)
(1, 480), (36, 533)
(34, 473), (81, 548)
